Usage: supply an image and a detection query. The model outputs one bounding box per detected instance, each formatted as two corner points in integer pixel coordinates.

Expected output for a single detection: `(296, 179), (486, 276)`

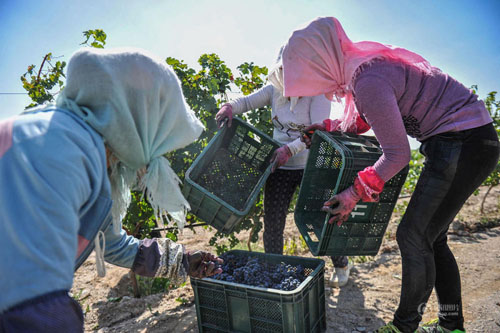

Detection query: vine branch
(37, 54), (49, 83)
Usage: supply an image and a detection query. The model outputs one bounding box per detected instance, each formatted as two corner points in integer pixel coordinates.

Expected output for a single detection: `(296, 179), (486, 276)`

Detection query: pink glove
(270, 145), (292, 172)
(185, 250), (224, 278)
(215, 103), (233, 128)
(353, 115), (370, 134)
(354, 166), (385, 202)
(321, 166), (385, 226)
(323, 115), (371, 134)
(323, 118), (342, 132)
(321, 185), (362, 226)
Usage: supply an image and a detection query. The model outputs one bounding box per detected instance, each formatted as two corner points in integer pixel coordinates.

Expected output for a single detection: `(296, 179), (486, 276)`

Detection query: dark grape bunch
(209, 254), (306, 291)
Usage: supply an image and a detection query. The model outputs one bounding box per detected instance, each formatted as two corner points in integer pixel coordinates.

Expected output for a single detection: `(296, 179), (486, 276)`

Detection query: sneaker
(416, 319), (465, 333)
(329, 261), (353, 287)
(373, 322), (402, 332)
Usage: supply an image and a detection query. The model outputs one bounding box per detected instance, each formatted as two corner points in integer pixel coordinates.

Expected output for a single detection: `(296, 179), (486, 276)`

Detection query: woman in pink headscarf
(283, 17), (499, 333)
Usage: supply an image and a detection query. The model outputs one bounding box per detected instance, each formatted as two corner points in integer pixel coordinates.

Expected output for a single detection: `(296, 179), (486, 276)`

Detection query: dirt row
(72, 186), (500, 332)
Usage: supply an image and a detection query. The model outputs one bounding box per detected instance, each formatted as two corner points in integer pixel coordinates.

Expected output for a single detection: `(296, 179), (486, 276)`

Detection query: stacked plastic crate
(295, 131), (408, 256)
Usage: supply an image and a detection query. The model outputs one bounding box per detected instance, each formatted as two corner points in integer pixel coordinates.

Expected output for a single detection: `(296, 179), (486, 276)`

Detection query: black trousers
(263, 169), (348, 268)
(393, 123), (500, 332)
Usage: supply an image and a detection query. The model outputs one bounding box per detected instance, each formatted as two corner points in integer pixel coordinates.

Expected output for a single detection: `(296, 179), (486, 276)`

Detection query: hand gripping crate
(183, 117), (280, 234)
(191, 250), (326, 333)
(294, 131), (408, 256)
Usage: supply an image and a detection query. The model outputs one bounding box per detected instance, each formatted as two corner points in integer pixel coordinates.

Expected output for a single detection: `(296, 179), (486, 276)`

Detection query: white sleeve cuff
(228, 101), (245, 115)
(287, 138), (306, 156)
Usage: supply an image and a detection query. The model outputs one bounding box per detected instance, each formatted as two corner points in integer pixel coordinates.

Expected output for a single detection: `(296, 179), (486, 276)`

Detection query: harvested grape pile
(210, 253), (307, 291)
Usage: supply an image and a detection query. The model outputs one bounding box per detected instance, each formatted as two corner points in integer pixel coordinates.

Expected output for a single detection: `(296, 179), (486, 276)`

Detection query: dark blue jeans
(0, 290), (83, 333)
(393, 123), (500, 332)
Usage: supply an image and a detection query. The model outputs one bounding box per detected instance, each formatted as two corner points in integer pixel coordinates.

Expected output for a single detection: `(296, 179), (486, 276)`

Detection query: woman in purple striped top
(282, 17), (499, 333)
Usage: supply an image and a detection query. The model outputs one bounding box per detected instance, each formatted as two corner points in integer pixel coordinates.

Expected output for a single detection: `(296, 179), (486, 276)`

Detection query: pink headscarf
(282, 17), (432, 131)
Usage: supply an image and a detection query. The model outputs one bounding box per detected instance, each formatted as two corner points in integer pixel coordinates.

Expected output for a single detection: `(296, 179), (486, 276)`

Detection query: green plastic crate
(183, 117), (280, 234)
(295, 131), (408, 256)
(191, 250), (326, 333)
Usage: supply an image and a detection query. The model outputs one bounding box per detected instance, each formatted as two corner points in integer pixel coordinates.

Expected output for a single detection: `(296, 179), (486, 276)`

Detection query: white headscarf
(57, 47), (204, 231)
(267, 46), (299, 112)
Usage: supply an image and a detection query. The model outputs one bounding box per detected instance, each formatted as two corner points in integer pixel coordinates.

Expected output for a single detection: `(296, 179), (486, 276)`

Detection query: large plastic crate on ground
(295, 131), (408, 256)
(183, 117), (280, 234)
(191, 250), (326, 333)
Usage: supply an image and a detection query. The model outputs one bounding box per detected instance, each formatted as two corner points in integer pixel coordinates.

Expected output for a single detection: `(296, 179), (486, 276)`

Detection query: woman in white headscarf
(215, 47), (365, 288)
(0, 47), (222, 332)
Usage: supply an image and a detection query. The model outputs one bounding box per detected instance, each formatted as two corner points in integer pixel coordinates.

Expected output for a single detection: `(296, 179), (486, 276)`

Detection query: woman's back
(353, 59), (491, 141)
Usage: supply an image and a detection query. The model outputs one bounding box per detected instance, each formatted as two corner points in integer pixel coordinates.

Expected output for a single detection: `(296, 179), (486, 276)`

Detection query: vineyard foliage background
(20, 30), (500, 255)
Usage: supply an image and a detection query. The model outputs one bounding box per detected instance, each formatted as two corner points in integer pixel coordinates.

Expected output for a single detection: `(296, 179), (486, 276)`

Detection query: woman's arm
(130, 237), (222, 284)
(216, 84), (274, 128)
(229, 84), (274, 114)
(321, 77), (408, 224)
(354, 74), (411, 182)
(102, 225), (140, 268)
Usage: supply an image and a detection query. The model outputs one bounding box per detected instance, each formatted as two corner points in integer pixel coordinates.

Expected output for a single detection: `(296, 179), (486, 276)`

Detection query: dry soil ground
(72, 186), (500, 333)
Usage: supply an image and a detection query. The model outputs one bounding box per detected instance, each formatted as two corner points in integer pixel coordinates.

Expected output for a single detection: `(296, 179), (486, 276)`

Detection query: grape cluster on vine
(209, 254), (306, 291)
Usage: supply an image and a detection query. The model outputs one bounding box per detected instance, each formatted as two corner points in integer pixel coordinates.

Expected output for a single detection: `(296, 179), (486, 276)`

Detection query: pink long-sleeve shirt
(353, 59), (492, 182)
